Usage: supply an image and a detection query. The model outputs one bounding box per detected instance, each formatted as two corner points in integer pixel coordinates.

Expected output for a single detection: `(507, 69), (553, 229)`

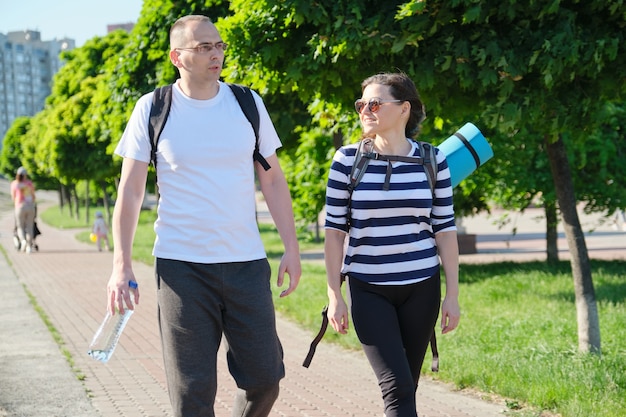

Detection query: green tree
(0, 117), (31, 178)
(392, 0), (626, 353)
(283, 127), (335, 239)
(108, 0), (231, 108)
(220, 0), (626, 353)
(34, 32), (130, 220)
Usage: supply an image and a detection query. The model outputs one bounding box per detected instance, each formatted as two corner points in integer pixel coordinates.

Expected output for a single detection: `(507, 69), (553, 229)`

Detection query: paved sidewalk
(1, 179), (624, 417)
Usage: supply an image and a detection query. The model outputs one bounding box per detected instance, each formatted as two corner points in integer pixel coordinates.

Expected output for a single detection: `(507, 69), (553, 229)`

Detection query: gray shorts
(156, 258), (284, 416)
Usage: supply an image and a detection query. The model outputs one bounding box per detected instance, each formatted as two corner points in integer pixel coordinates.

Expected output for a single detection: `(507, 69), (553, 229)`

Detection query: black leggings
(349, 273), (441, 417)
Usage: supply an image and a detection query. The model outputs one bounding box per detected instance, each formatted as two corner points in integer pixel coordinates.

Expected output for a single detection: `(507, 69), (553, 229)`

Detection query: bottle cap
(129, 281), (138, 289)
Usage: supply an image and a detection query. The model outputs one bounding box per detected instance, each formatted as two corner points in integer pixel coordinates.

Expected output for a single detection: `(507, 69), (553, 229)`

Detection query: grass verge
(271, 257), (626, 417)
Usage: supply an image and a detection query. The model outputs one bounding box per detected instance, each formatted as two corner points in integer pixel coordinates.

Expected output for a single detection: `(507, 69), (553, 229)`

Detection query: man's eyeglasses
(175, 42), (229, 54)
(354, 98), (403, 113)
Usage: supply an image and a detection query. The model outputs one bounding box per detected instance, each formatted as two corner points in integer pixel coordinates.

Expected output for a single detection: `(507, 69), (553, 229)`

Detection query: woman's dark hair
(361, 72), (426, 138)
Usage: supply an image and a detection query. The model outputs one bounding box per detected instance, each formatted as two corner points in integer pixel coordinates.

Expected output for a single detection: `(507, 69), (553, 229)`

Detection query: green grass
(273, 257), (626, 417)
(41, 205), (626, 417)
(39, 205), (99, 229)
(442, 262), (626, 417)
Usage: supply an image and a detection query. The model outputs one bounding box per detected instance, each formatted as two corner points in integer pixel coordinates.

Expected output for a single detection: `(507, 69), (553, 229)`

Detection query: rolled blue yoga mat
(437, 122), (494, 188)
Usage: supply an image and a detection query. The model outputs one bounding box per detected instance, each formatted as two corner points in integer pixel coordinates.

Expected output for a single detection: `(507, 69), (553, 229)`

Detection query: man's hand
(277, 250), (301, 297)
(107, 271), (140, 315)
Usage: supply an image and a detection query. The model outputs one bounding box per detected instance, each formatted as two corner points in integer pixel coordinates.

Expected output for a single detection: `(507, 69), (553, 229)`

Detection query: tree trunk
(333, 131), (343, 150)
(544, 200), (559, 264)
(85, 181), (90, 225)
(65, 184), (74, 218)
(70, 184), (79, 220)
(58, 184), (65, 211)
(314, 221), (321, 243)
(100, 181), (111, 224)
(545, 135), (601, 354)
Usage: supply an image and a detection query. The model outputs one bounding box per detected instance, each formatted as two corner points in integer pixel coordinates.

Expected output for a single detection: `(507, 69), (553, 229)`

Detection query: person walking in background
(324, 72), (461, 417)
(10, 166), (36, 253)
(92, 211), (110, 251)
(107, 15), (301, 417)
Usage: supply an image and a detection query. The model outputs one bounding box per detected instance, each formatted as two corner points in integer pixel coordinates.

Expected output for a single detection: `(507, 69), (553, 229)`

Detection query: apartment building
(0, 30), (75, 149)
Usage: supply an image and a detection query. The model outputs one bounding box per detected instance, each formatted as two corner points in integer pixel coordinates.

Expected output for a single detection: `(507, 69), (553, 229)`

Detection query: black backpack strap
(148, 83), (270, 171)
(419, 140), (439, 371)
(417, 141), (437, 197)
(348, 139), (373, 194)
(346, 139), (373, 228)
(417, 141), (439, 371)
(430, 331), (439, 372)
(227, 83), (271, 171)
(302, 306), (328, 368)
(368, 147), (437, 193)
(346, 139), (440, 224)
(148, 84), (173, 170)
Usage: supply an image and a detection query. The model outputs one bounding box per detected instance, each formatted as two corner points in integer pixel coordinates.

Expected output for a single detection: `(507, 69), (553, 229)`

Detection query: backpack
(347, 138), (438, 227)
(303, 139), (441, 371)
(148, 83), (271, 173)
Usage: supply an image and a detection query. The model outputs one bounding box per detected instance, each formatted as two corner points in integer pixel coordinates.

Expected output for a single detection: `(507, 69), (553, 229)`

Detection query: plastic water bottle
(87, 281), (138, 363)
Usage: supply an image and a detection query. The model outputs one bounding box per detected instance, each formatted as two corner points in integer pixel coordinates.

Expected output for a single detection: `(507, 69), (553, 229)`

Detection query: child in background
(93, 211), (110, 251)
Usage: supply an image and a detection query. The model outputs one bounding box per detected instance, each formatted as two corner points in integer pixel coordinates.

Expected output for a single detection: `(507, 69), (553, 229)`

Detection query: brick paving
(1, 180), (624, 417)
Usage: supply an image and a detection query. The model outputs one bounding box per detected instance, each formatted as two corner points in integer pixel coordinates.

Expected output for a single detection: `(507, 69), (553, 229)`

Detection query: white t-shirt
(115, 80), (282, 263)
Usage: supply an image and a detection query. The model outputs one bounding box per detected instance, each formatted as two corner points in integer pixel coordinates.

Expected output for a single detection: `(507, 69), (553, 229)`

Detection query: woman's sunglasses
(354, 98), (403, 113)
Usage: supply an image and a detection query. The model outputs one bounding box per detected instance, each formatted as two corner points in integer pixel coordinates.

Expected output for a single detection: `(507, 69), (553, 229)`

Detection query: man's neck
(176, 78), (220, 100)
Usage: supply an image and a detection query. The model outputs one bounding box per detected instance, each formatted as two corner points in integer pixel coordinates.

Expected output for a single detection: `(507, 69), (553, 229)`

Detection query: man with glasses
(108, 14), (301, 417)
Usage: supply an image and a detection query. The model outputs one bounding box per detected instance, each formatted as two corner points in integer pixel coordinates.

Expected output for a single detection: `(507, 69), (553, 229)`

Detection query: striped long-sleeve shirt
(324, 139), (456, 285)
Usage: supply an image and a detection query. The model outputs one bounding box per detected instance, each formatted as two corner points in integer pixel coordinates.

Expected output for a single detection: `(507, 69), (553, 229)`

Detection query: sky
(0, 0), (144, 47)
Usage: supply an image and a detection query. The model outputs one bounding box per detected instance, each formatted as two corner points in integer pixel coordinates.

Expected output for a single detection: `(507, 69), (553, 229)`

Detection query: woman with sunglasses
(324, 72), (460, 417)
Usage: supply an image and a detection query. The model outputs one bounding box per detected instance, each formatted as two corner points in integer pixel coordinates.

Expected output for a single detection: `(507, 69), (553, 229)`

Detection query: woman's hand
(328, 296), (350, 334)
(440, 295), (460, 334)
